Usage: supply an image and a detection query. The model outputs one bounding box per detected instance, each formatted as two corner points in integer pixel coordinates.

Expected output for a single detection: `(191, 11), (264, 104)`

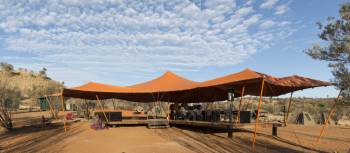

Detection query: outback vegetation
(306, 3), (350, 102)
(0, 62), (63, 130)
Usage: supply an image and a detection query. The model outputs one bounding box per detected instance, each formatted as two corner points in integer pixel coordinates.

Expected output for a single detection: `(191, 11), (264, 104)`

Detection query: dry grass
(0, 70), (62, 108)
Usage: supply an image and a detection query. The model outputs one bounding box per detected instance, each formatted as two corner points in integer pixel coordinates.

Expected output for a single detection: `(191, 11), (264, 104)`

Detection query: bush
(0, 74), (21, 130)
(0, 62), (14, 72)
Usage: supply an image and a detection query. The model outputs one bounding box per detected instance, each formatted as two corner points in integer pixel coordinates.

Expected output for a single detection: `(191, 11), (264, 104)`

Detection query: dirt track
(1, 111), (349, 153)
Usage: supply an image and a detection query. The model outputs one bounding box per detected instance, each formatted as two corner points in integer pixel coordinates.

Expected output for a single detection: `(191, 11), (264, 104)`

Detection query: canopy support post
(96, 95), (109, 123)
(253, 79), (265, 148)
(285, 92), (294, 126)
(236, 86), (245, 126)
(45, 95), (55, 119)
(316, 90), (342, 142)
(60, 93), (67, 132)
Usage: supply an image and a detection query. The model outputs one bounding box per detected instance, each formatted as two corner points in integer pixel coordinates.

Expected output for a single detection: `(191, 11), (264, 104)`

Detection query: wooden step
(147, 119), (169, 129)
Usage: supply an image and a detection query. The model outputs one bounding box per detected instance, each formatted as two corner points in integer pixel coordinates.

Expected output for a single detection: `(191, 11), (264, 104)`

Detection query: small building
(38, 97), (67, 111)
(38, 97), (50, 111)
(295, 112), (315, 125)
(320, 112), (334, 125)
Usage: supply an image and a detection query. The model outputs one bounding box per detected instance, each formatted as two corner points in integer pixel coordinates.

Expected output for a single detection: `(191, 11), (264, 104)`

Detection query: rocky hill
(0, 62), (63, 108)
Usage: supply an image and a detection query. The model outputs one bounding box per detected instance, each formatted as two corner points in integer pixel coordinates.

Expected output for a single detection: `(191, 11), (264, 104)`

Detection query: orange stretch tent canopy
(127, 71), (200, 92)
(62, 68), (332, 102)
(63, 71), (203, 101)
(196, 69), (332, 98)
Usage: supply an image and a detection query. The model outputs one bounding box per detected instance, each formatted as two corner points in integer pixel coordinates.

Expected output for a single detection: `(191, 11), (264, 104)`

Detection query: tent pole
(60, 93), (67, 132)
(316, 90), (342, 142)
(252, 79), (265, 148)
(166, 100), (170, 121)
(45, 95), (55, 118)
(96, 95), (109, 123)
(236, 86), (245, 126)
(285, 92), (294, 126)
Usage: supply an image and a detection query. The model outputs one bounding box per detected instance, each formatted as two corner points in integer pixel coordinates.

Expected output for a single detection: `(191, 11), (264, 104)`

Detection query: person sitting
(179, 106), (187, 120)
(194, 105), (202, 121)
(187, 110), (195, 121)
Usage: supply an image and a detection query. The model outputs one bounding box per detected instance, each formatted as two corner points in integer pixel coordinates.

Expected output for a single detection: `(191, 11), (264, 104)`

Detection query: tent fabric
(62, 68), (332, 102)
(66, 71), (199, 93)
(199, 68), (263, 87)
(127, 71), (200, 92)
(195, 69), (332, 97)
(63, 72), (202, 101)
(295, 112), (315, 125)
(273, 75), (332, 87)
(70, 82), (128, 92)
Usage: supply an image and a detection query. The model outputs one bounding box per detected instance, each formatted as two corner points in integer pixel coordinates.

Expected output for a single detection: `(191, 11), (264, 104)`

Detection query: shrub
(0, 74), (21, 130)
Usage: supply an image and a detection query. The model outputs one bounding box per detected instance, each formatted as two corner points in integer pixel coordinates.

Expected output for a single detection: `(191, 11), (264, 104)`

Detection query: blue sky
(0, 0), (347, 98)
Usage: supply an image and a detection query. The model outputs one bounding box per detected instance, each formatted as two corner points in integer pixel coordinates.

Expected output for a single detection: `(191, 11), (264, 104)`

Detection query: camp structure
(38, 97), (76, 111)
(320, 112), (335, 125)
(54, 68), (332, 146)
(63, 71), (207, 102)
(295, 112), (315, 125)
(38, 97), (51, 111)
(62, 69), (331, 102)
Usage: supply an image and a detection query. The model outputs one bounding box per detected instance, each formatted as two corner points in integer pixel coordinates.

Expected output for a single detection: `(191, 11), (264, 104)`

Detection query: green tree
(305, 3), (350, 101)
(39, 67), (47, 77)
(0, 62), (14, 72)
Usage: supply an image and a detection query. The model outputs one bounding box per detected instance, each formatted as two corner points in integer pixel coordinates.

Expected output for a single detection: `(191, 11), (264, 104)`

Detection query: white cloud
(260, 0), (279, 9)
(244, 0), (254, 6)
(259, 20), (276, 29)
(0, 0), (294, 85)
(275, 4), (289, 15)
(235, 7), (255, 17)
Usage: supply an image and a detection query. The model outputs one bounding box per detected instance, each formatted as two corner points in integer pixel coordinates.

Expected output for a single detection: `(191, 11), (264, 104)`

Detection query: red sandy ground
(0, 111), (349, 153)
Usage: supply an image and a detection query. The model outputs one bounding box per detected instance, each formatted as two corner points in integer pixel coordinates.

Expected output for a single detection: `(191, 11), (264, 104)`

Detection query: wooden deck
(105, 119), (282, 136)
(107, 119), (167, 125)
(170, 120), (283, 137)
(107, 119), (282, 127)
(107, 120), (149, 125)
(169, 120), (282, 129)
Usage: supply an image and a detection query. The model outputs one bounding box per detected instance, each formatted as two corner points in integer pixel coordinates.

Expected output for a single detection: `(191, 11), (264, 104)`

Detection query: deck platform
(169, 120), (282, 129)
(107, 120), (282, 128)
(106, 119), (282, 136)
(107, 120), (149, 125)
(169, 120), (282, 137)
(147, 119), (170, 128)
(107, 119), (168, 125)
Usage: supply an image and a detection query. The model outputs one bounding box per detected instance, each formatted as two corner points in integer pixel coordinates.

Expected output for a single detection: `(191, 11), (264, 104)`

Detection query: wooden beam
(316, 90), (342, 142)
(235, 86), (245, 126)
(60, 94), (67, 132)
(96, 95), (109, 123)
(45, 95), (55, 118)
(285, 92), (294, 126)
(253, 79), (265, 148)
